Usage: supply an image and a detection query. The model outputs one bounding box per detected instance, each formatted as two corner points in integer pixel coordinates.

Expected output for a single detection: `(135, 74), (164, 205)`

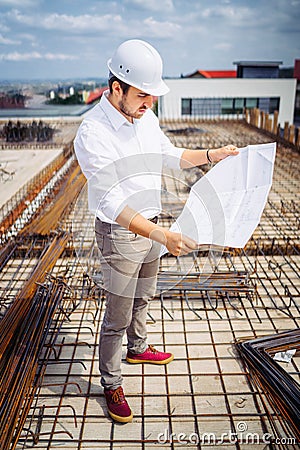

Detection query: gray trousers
(95, 218), (161, 390)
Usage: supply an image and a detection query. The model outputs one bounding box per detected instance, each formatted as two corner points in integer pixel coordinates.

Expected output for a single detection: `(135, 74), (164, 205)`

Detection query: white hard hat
(107, 39), (169, 96)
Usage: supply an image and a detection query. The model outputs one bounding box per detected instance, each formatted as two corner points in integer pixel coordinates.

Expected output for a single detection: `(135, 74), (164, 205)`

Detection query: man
(74, 39), (238, 423)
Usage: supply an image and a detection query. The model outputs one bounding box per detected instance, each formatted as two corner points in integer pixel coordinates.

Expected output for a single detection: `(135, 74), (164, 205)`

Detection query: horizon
(0, 62), (297, 85)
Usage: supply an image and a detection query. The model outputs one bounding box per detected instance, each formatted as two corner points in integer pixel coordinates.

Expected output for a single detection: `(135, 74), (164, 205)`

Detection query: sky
(0, 0), (299, 80)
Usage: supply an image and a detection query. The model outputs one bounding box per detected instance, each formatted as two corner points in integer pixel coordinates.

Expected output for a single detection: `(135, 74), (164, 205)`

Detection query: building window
(245, 98), (258, 109)
(234, 98), (244, 113)
(221, 98), (234, 114)
(181, 98), (192, 115)
(182, 98), (223, 115)
(269, 97), (280, 113)
(258, 97), (270, 112)
(192, 98), (221, 115)
(181, 97), (279, 116)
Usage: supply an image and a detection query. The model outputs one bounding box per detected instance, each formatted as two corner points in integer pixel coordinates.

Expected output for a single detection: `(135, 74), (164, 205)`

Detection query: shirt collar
(100, 90), (132, 131)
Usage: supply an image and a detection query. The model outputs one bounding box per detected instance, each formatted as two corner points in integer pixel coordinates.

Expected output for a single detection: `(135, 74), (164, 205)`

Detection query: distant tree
(47, 91), (83, 105)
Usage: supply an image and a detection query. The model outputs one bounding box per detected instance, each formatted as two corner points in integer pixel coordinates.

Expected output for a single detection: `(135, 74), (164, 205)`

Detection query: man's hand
(180, 145), (239, 168)
(117, 206), (198, 256)
(165, 230), (198, 256)
(150, 228), (198, 256)
(208, 145), (239, 163)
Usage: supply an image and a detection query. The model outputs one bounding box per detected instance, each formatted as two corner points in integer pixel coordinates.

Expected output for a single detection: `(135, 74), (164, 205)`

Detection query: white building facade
(159, 78), (297, 126)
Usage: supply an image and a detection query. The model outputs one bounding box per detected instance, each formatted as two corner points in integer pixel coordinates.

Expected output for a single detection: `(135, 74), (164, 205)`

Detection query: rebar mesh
(0, 118), (299, 449)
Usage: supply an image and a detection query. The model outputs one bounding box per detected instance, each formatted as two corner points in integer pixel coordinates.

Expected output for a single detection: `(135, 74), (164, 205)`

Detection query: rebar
(0, 145), (73, 242)
(0, 274), (71, 450)
(0, 118), (299, 448)
(236, 329), (300, 442)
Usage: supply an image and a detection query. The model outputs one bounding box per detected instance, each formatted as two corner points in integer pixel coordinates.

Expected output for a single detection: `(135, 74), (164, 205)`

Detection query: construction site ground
(0, 118), (299, 449)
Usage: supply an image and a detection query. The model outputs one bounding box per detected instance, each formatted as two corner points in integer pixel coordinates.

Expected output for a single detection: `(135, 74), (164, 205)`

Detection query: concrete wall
(159, 78), (297, 126)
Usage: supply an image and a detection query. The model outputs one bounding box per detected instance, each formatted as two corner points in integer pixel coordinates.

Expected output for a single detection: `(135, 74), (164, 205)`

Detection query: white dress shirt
(74, 90), (184, 224)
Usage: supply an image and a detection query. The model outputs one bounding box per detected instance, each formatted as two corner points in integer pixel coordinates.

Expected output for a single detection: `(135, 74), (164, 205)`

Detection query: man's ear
(112, 80), (122, 97)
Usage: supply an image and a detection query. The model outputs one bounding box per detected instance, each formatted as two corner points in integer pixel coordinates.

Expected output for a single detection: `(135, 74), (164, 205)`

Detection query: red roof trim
(185, 70), (237, 78)
(86, 86), (108, 104)
(197, 70), (236, 78)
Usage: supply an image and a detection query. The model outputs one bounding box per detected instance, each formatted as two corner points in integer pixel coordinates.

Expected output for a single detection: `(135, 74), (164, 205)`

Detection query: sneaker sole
(126, 354), (174, 365)
(108, 409), (133, 423)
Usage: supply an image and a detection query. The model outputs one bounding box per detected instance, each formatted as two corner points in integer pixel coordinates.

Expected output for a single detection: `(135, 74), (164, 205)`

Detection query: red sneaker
(126, 344), (174, 365)
(104, 386), (133, 423)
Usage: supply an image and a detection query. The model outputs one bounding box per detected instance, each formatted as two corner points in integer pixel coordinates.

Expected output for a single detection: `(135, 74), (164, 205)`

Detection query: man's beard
(119, 98), (142, 120)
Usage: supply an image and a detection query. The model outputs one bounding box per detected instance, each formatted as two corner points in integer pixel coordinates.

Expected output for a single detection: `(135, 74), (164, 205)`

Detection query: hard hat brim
(141, 80), (170, 97)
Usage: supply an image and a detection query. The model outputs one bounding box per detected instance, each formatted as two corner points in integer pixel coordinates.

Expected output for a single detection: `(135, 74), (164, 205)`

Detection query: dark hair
(108, 75), (131, 95)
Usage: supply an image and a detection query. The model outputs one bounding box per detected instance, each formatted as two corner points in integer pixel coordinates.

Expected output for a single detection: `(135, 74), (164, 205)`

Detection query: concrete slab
(0, 148), (62, 208)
